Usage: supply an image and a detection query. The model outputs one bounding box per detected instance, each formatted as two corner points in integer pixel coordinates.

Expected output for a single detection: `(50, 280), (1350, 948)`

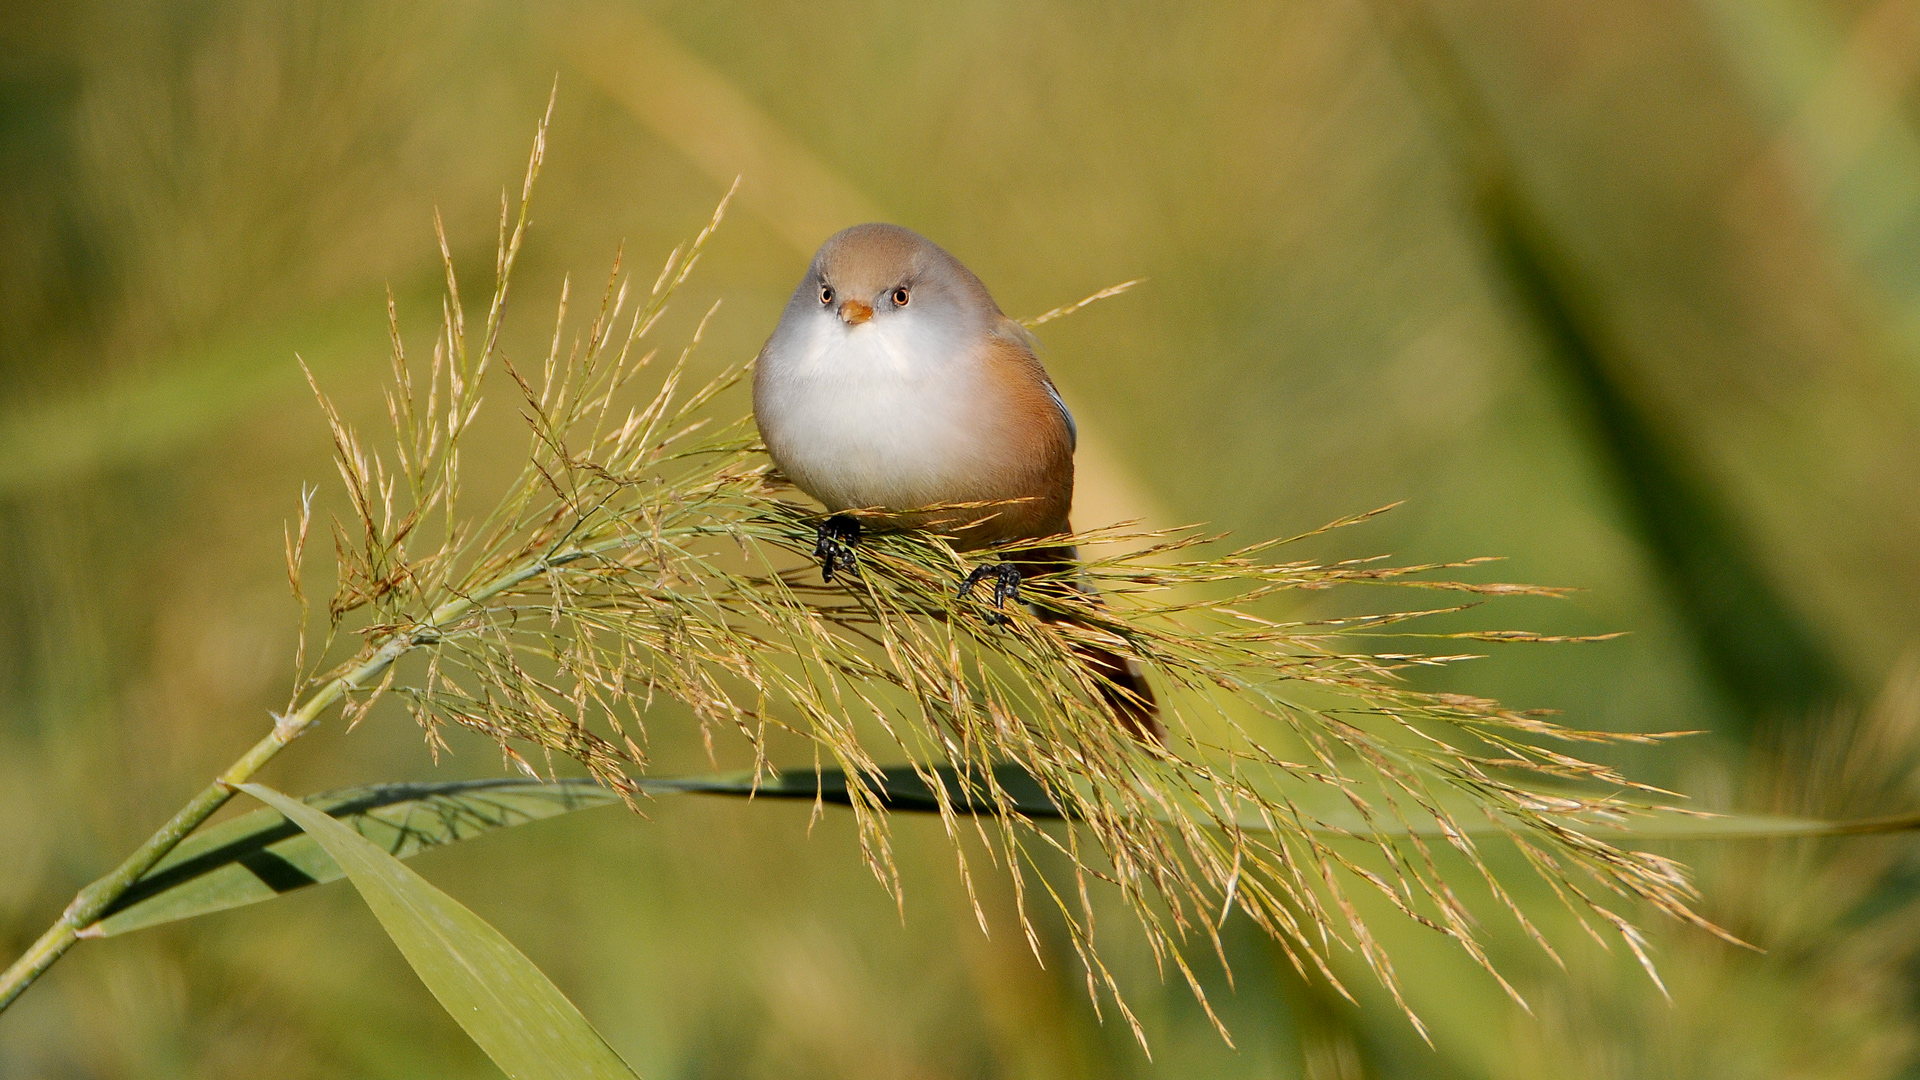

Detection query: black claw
(960, 563), (1023, 625)
(814, 514), (861, 584)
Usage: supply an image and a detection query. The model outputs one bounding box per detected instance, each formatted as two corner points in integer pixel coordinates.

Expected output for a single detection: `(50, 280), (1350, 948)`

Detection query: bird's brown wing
(989, 316), (1076, 451)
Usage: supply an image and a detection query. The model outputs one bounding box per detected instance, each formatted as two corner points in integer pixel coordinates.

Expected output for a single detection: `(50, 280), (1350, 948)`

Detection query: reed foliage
(288, 104), (1726, 1042)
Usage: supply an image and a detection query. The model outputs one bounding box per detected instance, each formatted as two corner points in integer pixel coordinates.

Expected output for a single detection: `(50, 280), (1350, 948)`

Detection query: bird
(752, 223), (1161, 744)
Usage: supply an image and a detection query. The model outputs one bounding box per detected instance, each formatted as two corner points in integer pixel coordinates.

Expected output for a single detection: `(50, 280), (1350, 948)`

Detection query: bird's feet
(960, 562), (1023, 625)
(813, 514), (861, 584)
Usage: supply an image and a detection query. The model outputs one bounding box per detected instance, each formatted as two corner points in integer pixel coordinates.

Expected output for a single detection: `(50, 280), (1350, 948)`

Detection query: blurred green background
(6, 0), (1920, 1075)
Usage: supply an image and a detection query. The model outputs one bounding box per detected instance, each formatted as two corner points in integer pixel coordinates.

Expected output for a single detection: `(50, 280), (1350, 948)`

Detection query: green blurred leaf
(237, 782), (639, 1080)
(88, 778), (623, 938)
(1372, 0), (1855, 736)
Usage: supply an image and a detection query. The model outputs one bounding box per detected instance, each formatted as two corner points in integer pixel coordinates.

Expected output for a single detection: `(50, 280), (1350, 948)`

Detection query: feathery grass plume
(297, 103), (1724, 1043)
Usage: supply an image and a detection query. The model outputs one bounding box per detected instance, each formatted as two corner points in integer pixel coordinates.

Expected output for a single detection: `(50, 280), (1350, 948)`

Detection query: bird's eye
(819, 283), (835, 305)
(891, 286), (910, 307)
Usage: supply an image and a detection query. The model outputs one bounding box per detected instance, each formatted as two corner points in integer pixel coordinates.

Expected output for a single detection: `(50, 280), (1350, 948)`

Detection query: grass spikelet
(296, 110), (1723, 1041)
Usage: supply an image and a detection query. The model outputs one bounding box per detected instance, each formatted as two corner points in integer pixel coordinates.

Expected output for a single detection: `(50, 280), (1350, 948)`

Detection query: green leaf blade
(237, 782), (639, 1080)
(90, 779), (622, 938)
(89, 768), (1917, 945)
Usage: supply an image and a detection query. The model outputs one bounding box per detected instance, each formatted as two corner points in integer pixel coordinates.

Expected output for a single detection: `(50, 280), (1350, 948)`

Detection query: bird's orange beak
(838, 299), (873, 326)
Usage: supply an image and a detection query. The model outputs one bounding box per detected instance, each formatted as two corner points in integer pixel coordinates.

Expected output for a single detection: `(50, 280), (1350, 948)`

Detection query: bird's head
(801, 223), (998, 337)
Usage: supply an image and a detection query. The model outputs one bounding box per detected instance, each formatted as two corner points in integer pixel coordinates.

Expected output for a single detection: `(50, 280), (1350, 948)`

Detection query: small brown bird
(752, 224), (1161, 743)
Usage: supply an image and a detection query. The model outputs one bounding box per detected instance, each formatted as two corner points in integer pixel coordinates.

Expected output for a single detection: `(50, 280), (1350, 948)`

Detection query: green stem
(0, 544), (597, 1016)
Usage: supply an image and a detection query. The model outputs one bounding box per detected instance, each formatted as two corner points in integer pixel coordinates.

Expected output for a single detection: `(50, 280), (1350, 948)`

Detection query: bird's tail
(1020, 546), (1163, 745)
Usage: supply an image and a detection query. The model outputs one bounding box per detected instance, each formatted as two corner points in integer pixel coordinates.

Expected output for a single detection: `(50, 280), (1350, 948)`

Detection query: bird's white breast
(755, 309), (997, 512)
